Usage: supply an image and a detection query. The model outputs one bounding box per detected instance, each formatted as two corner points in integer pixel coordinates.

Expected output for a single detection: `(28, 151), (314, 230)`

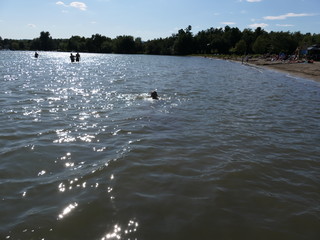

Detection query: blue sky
(0, 0), (319, 40)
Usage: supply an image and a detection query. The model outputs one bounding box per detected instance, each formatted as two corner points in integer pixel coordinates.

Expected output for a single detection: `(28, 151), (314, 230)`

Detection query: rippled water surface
(1, 51), (320, 240)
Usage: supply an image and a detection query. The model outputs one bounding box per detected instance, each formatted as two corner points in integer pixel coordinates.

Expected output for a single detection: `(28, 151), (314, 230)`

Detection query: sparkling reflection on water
(0, 51), (320, 240)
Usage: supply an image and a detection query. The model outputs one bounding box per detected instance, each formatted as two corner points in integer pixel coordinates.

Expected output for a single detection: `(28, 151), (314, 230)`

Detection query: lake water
(1, 51), (320, 240)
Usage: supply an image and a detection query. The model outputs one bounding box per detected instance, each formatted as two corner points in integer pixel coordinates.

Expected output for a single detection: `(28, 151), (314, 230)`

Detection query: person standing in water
(76, 52), (80, 62)
(70, 53), (75, 63)
(34, 52), (39, 58)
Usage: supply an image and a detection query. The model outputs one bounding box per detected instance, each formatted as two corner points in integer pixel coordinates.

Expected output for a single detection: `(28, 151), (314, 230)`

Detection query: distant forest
(1, 25), (320, 56)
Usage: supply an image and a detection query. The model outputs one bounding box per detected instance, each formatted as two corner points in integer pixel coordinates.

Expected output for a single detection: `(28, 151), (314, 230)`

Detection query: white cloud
(221, 22), (236, 25)
(70, 2), (87, 11)
(264, 12), (314, 20)
(248, 23), (268, 28)
(27, 24), (36, 28)
(56, 1), (67, 7)
(276, 24), (294, 27)
(56, 1), (87, 11)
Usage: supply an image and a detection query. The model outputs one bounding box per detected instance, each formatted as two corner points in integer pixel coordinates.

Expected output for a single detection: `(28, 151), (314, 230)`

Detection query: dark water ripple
(0, 51), (320, 240)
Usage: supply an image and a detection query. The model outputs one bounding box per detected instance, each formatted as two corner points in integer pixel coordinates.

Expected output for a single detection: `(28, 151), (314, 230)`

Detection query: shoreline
(246, 59), (320, 83)
(200, 55), (320, 83)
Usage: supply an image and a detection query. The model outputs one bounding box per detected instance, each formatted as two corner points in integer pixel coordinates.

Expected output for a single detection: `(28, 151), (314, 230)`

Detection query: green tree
(101, 38), (113, 53)
(211, 36), (228, 54)
(194, 30), (210, 54)
(11, 41), (19, 50)
(300, 33), (314, 49)
(92, 34), (107, 52)
(313, 33), (320, 46)
(269, 31), (297, 54)
(135, 37), (144, 53)
(252, 34), (270, 54)
(173, 25), (194, 55)
(234, 39), (247, 54)
(30, 38), (40, 50)
(241, 28), (255, 53)
(113, 35), (136, 54)
(39, 31), (54, 50)
(57, 39), (68, 51)
(223, 26), (242, 51)
(145, 38), (163, 54)
(86, 34), (107, 52)
(68, 36), (86, 51)
(254, 27), (265, 39)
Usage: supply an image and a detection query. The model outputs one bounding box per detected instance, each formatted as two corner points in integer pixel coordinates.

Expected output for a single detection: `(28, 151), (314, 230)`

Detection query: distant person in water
(151, 91), (159, 100)
(70, 53), (75, 63)
(76, 52), (80, 62)
(34, 52), (39, 58)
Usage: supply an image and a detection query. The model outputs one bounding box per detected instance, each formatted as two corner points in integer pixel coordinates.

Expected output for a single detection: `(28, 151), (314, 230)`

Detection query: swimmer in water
(151, 91), (158, 100)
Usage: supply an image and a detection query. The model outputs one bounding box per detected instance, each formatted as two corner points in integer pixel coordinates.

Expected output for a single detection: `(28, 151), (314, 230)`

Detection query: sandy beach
(246, 58), (320, 82)
(200, 55), (320, 82)
(227, 57), (320, 82)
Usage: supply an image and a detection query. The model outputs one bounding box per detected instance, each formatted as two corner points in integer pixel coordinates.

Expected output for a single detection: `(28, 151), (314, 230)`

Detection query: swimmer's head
(151, 91), (158, 99)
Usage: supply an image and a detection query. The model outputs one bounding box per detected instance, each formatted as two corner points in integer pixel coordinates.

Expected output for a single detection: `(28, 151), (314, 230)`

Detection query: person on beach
(151, 91), (159, 100)
(76, 52), (80, 62)
(70, 53), (75, 63)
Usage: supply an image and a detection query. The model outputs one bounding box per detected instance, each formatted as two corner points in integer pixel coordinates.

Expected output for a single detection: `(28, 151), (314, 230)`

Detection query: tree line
(1, 26), (320, 56)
